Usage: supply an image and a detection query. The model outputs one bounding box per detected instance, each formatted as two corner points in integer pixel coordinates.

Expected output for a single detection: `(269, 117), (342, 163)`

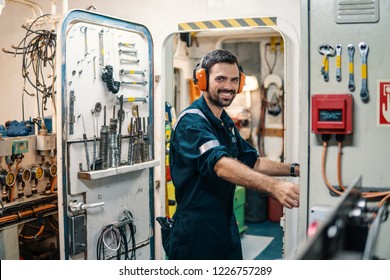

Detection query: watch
(290, 163), (300, 177)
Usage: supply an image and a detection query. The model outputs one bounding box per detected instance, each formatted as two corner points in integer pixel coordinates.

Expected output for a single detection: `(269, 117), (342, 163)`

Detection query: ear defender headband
(193, 63), (246, 93)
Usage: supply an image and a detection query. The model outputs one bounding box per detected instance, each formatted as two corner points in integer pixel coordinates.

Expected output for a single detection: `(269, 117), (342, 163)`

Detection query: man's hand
(272, 181), (300, 209)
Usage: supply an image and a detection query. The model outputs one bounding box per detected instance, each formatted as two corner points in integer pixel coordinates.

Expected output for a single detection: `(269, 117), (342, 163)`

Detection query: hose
(102, 65), (120, 94)
(321, 140), (390, 207)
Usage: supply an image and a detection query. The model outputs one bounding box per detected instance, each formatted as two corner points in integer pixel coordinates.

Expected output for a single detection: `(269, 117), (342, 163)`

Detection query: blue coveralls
(168, 96), (258, 260)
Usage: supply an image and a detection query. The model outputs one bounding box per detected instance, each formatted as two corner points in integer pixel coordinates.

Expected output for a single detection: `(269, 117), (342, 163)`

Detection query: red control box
(311, 94), (353, 134)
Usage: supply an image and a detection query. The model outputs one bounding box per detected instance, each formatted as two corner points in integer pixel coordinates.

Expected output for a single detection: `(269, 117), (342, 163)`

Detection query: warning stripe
(178, 17), (277, 31)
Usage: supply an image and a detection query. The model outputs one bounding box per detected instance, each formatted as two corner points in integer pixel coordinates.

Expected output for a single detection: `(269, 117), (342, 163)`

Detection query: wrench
(318, 44), (335, 82)
(359, 42), (369, 103)
(347, 44), (355, 92)
(335, 44), (342, 82)
(80, 26), (88, 57)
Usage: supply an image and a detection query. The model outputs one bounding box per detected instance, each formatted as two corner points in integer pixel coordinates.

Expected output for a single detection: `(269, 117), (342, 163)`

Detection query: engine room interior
(0, 0), (389, 265)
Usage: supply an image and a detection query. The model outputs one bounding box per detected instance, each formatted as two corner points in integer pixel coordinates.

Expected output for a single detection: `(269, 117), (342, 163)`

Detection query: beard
(207, 88), (237, 108)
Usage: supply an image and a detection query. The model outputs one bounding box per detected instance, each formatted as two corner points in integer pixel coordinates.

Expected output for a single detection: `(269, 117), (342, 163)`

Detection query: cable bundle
(96, 209), (137, 260)
(2, 14), (56, 123)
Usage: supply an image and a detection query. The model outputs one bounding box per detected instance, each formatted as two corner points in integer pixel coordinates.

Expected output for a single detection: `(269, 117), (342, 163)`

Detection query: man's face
(206, 62), (240, 108)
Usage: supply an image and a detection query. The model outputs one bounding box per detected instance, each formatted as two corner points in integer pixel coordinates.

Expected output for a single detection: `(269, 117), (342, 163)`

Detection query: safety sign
(378, 80), (390, 126)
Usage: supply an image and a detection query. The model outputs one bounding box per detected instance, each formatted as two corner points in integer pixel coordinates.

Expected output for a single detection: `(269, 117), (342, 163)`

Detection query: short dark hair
(200, 49), (239, 70)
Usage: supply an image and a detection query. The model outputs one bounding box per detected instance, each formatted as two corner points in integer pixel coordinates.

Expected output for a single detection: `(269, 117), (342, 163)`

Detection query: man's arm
(214, 156), (300, 209)
(253, 157), (300, 177)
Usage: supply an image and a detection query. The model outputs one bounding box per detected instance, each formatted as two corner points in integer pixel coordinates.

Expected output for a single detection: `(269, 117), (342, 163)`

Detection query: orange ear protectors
(193, 63), (246, 93)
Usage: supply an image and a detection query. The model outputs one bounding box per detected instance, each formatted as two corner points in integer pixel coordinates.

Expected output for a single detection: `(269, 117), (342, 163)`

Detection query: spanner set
(318, 42), (369, 103)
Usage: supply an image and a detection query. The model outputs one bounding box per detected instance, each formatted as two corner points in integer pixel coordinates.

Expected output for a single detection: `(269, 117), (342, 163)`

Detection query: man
(168, 49), (300, 260)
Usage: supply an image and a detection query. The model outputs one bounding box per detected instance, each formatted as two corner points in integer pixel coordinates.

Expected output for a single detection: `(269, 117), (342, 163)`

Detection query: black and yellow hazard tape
(178, 17), (277, 31)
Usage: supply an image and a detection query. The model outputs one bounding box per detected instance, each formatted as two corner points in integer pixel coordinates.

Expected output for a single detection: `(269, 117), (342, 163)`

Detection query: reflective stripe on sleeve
(173, 109), (208, 131)
(199, 140), (220, 155)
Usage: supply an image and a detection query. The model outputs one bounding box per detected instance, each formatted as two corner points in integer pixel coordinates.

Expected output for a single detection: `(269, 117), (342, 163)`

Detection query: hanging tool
(80, 115), (91, 171)
(119, 42), (136, 48)
(117, 95), (124, 164)
(136, 108), (142, 164)
(99, 29), (104, 66)
(102, 65), (121, 93)
(119, 49), (138, 56)
(109, 107), (119, 167)
(142, 117), (150, 162)
(119, 69), (145, 75)
(132, 105), (142, 164)
(359, 42), (369, 103)
(128, 118), (135, 165)
(318, 44), (335, 82)
(347, 44), (355, 92)
(91, 109), (97, 170)
(80, 26), (89, 57)
(335, 44), (342, 82)
(121, 81), (147, 86)
(128, 118), (137, 165)
(69, 90), (76, 134)
(122, 96), (147, 103)
(99, 106), (109, 170)
(93, 56), (97, 81)
(120, 58), (140, 64)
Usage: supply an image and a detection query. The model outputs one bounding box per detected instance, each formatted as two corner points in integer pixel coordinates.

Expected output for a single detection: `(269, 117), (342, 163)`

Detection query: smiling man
(167, 49), (300, 260)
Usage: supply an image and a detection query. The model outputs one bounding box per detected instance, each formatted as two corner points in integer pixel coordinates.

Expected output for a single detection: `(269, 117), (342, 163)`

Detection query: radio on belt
(311, 94), (353, 134)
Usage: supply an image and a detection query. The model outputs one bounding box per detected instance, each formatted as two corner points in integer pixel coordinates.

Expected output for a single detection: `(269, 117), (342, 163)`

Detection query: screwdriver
(81, 115), (91, 171)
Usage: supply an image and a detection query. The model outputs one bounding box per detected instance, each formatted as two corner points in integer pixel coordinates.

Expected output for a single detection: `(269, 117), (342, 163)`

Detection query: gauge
(44, 162), (57, 178)
(17, 168), (31, 183)
(6, 172), (15, 186)
(31, 166), (44, 180)
(0, 170), (15, 187)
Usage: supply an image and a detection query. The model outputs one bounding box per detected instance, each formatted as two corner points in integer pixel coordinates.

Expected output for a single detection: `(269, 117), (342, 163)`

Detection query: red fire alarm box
(311, 94), (353, 134)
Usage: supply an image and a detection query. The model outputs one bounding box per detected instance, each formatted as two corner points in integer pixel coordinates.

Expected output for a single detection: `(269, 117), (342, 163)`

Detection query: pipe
(24, 0), (43, 15)
(50, 0), (56, 14)
(6, 0), (38, 17)
(6, 0), (44, 17)
(62, 0), (68, 14)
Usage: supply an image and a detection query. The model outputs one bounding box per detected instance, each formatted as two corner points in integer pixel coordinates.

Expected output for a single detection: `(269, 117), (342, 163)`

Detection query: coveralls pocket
(156, 217), (174, 257)
(168, 212), (192, 259)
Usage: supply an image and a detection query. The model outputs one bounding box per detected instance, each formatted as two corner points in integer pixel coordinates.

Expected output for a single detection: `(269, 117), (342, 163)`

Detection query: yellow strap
(336, 56), (341, 68)
(361, 64), (367, 79)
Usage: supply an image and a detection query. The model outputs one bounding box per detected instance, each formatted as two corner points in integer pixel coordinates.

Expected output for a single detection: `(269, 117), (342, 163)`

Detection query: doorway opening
(165, 27), (286, 259)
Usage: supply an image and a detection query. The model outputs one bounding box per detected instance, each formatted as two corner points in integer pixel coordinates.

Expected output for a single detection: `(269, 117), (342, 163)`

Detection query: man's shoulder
(174, 107), (209, 131)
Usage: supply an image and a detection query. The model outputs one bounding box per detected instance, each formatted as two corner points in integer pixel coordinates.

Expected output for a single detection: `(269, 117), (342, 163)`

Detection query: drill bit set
(81, 101), (151, 172)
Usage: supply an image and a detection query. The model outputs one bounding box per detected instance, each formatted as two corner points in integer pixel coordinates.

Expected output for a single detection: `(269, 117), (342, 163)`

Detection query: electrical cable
(19, 224), (45, 239)
(321, 138), (390, 207)
(96, 209), (137, 260)
(0, 203), (57, 226)
(120, 209), (137, 260)
(378, 194), (390, 209)
(321, 140), (343, 196)
(334, 134), (347, 191)
(2, 13), (56, 125)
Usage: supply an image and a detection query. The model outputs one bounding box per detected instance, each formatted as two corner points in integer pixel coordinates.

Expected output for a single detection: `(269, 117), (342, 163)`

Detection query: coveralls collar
(197, 96), (235, 130)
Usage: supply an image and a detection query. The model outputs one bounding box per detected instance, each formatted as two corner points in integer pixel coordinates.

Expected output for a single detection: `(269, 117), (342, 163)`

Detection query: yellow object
(167, 180), (177, 217)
